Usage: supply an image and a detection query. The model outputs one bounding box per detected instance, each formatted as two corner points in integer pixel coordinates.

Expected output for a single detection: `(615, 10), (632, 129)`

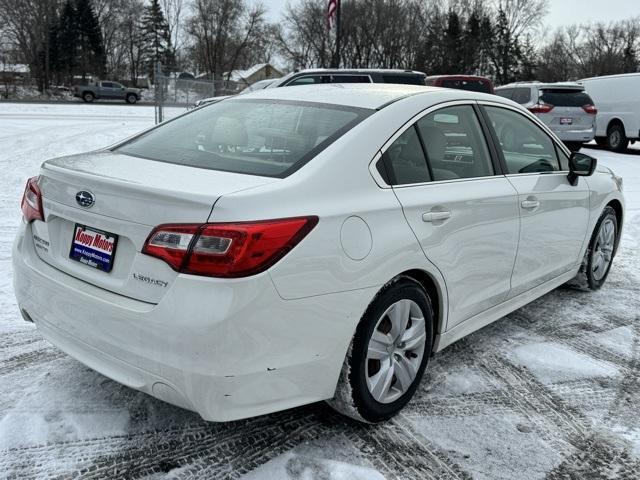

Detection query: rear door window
(117, 99), (371, 178)
(287, 75), (330, 86)
(416, 105), (494, 181)
(539, 89), (594, 107)
(512, 88), (532, 104)
(330, 75), (371, 84)
(495, 88), (514, 100)
(382, 74), (425, 85)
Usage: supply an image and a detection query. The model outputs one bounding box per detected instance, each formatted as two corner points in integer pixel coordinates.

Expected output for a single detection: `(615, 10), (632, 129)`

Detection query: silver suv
(496, 82), (596, 151)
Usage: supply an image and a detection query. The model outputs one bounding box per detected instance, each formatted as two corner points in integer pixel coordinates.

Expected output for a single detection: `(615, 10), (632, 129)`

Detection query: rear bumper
(553, 126), (595, 143)
(12, 221), (374, 421)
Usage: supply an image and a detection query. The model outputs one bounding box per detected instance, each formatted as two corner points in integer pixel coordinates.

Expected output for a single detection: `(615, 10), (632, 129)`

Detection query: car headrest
(420, 126), (447, 161)
(209, 117), (248, 146)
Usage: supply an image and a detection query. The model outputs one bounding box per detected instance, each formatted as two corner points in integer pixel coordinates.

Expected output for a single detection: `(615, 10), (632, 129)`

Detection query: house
(224, 63), (283, 87)
(0, 63), (29, 82)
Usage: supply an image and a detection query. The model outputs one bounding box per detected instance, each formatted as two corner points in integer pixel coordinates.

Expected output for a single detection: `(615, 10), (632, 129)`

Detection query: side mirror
(568, 152), (597, 186)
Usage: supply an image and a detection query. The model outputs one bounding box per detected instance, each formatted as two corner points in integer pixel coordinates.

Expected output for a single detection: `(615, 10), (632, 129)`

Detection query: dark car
(425, 75), (495, 94)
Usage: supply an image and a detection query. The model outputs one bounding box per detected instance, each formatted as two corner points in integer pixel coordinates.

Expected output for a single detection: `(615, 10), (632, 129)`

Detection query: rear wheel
(568, 206), (618, 290)
(125, 93), (137, 104)
(607, 123), (628, 152)
(327, 277), (433, 423)
(82, 92), (94, 103)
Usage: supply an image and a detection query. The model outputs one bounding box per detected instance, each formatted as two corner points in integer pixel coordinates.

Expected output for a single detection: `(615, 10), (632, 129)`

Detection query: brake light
(21, 176), (44, 222)
(582, 104), (598, 115)
(142, 216), (319, 278)
(528, 103), (554, 114)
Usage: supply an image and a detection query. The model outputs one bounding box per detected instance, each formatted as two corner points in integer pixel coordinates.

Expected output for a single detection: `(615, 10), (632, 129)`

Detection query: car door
(480, 103), (590, 298)
(100, 82), (115, 98)
(378, 103), (520, 329)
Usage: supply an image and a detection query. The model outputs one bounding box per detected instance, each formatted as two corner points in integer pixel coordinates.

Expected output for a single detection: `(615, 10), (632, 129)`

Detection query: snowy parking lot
(1, 102), (640, 479)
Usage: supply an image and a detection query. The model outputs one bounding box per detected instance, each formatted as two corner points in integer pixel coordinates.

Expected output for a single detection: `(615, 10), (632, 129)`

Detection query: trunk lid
(33, 151), (277, 303)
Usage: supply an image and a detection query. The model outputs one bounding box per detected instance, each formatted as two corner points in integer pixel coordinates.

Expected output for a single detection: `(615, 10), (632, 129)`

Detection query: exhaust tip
(20, 309), (34, 323)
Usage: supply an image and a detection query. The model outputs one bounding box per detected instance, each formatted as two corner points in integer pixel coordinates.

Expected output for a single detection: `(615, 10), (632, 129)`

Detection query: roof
(231, 83), (499, 110)
(226, 63), (283, 82)
(292, 68), (426, 75)
(0, 63), (29, 73)
(580, 72), (640, 82)
(497, 81), (584, 90)
(425, 74), (491, 81)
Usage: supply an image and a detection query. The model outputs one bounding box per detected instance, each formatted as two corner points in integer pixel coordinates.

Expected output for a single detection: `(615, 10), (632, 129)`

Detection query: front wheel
(327, 277), (433, 423)
(569, 206), (618, 290)
(125, 93), (137, 104)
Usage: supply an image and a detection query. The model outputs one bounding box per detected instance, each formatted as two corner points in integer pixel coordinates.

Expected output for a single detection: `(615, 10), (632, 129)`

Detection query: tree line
(0, 0), (638, 92)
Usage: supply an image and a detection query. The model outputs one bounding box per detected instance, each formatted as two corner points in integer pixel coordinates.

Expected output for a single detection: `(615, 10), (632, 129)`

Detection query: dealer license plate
(69, 224), (118, 272)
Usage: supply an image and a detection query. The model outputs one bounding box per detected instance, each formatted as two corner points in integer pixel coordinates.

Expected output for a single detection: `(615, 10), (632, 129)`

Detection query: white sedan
(13, 84), (624, 423)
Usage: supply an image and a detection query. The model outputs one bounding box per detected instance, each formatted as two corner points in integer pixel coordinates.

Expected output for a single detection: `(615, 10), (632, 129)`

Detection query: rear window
(116, 99), (371, 178)
(382, 74), (425, 85)
(539, 89), (594, 107)
(441, 79), (492, 93)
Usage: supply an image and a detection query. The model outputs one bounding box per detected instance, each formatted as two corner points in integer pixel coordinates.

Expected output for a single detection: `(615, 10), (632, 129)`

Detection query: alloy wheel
(592, 217), (615, 281)
(365, 299), (427, 404)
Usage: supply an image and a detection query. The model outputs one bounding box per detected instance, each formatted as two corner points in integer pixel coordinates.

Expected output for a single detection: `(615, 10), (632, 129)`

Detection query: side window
(495, 88), (514, 99)
(512, 88), (531, 104)
(331, 75), (371, 84)
(379, 126), (431, 186)
(101, 82), (114, 88)
(416, 105), (494, 181)
(484, 106), (560, 174)
(287, 75), (328, 86)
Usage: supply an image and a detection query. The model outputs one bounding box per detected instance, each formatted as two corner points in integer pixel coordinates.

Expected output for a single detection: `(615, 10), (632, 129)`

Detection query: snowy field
(1, 102), (639, 479)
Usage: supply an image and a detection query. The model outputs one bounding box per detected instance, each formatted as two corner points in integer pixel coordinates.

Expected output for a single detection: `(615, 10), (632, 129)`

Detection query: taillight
(582, 104), (598, 115)
(21, 176), (44, 222)
(528, 103), (554, 114)
(142, 216), (319, 278)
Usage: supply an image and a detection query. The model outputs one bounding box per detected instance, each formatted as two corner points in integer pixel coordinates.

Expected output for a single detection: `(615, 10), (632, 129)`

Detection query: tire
(82, 92), (94, 103)
(326, 276), (433, 423)
(595, 137), (607, 147)
(607, 123), (628, 152)
(125, 93), (137, 104)
(568, 206), (618, 291)
(564, 142), (582, 152)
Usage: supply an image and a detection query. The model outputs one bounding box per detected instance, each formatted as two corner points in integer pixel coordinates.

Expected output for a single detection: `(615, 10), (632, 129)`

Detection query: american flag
(327, 0), (339, 30)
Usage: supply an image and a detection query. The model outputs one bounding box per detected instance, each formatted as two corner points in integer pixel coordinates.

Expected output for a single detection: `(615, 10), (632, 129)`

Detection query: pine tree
(55, 0), (78, 82)
(140, 0), (175, 80)
(75, 0), (105, 79)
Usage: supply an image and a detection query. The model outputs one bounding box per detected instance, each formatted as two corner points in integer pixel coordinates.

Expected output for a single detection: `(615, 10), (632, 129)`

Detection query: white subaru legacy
(13, 84), (624, 423)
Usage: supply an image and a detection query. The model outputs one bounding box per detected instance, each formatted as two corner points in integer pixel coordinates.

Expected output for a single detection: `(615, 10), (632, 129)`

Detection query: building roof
(225, 63), (282, 83)
(0, 63), (29, 74)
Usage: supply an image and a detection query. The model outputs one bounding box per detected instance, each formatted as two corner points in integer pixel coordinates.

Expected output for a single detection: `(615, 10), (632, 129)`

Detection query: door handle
(521, 200), (540, 210)
(422, 211), (451, 223)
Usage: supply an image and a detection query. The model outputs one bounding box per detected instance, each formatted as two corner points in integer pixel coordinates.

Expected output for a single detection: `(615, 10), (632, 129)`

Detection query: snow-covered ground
(0, 102), (639, 479)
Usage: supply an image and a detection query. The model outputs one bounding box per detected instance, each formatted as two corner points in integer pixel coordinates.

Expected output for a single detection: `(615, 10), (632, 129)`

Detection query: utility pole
(331, 1), (341, 68)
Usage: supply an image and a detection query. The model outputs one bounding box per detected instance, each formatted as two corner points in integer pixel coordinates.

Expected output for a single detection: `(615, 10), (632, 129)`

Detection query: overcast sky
(263, 0), (640, 34)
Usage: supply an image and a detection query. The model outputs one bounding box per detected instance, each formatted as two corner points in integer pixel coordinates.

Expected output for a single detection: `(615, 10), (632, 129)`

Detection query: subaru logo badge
(76, 190), (95, 208)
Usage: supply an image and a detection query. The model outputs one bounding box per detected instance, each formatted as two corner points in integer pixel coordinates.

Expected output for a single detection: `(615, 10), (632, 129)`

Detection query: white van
(580, 73), (640, 152)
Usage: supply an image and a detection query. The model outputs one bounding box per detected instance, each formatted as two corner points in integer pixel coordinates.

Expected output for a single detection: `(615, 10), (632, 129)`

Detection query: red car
(425, 75), (495, 94)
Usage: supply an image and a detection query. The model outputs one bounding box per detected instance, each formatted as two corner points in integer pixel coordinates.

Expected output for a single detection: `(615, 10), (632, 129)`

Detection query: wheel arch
(607, 118), (626, 135)
(606, 199), (624, 253)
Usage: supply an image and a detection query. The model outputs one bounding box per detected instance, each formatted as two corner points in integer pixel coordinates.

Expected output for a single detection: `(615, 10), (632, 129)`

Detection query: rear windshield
(539, 89), (594, 107)
(116, 99), (371, 178)
(441, 79), (492, 93)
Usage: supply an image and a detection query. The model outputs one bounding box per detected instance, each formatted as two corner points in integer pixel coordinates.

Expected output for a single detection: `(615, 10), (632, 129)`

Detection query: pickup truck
(74, 81), (141, 104)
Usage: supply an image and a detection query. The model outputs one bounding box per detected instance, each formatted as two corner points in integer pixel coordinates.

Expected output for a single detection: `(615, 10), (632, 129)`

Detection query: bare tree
(493, 0), (549, 38)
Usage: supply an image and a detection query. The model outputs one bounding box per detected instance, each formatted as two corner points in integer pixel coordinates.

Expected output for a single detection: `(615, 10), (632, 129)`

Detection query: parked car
(74, 81), (141, 104)
(579, 73), (640, 152)
(14, 84), (623, 423)
(240, 78), (279, 93)
(194, 68), (427, 107)
(425, 75), (494, 94)
(495, 82), (596, 151)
